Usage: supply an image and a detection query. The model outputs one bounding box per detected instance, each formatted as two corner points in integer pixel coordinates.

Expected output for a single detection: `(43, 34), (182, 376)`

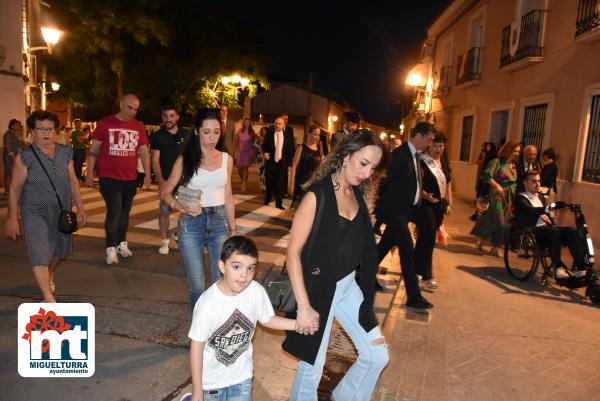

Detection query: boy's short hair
(220, 235), (259, 262)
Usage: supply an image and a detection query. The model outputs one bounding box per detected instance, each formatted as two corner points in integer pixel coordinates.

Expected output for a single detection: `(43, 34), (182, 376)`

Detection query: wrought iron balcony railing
(576, 0), (600, 37)
(500, 10), (546, 68)
(456, 47), (482, 86)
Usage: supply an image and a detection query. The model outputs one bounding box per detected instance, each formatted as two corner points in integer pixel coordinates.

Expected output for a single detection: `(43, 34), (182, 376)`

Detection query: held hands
(295, 305), (320, 335)
(263, 152), (270, 161)
(181, 206), (202, 217)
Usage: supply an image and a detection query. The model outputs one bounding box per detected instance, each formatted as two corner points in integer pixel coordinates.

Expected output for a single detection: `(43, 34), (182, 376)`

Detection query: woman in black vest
(416, 132), (453, 289)
(283, 130), (389, 401)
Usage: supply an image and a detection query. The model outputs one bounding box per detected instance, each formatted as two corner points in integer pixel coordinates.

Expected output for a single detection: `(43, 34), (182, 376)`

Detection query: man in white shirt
(261, 116), (295, 210)
(514, 171), (585, 279)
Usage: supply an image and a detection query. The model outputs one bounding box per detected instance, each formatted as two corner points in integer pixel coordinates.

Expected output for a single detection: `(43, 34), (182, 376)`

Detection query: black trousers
(534, 225), (585, 268)
(99, 177), (138, 248)
(377, 206), (423, 300)
(73, 148), (86, 180)
(265, 160), (286, 207)
(414, 202), (445, 280)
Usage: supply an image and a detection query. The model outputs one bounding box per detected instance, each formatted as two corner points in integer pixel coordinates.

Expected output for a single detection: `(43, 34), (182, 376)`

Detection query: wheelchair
(503, 202), (600, 305)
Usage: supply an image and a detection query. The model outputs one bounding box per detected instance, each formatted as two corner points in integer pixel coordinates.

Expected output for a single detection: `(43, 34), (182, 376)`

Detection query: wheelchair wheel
(504, 230), (540, 281)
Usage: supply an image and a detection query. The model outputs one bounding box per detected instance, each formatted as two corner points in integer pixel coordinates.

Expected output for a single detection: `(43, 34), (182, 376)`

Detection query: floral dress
(471, 158), (517, 246)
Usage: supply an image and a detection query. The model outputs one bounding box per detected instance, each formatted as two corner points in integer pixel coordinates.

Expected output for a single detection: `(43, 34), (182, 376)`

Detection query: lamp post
(405, 61), (433, 121)
(27, 26), (62, 111)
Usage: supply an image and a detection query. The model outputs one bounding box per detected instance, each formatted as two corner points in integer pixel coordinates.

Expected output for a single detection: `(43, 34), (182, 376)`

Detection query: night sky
(221, 0), (452, 127)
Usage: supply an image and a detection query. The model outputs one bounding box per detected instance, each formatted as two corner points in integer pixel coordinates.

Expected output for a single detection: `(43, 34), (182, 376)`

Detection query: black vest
(282, 175), (379, 365)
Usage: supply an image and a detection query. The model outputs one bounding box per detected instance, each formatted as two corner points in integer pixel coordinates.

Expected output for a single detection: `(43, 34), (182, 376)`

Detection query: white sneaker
(171, 231), (179, 243)
(106, 247), (119, 265)
(158, 239), (170, 255)
(555, 266), (569, 279)
(416, 274), (423, 282)
(116, 241), (133, 257)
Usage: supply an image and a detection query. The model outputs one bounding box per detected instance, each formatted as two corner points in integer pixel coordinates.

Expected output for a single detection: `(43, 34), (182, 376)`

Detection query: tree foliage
(46, 0), (268, 121)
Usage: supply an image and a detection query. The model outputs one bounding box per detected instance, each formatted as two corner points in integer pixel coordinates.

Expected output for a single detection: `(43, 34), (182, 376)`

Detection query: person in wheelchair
(514, 170), (585, 280)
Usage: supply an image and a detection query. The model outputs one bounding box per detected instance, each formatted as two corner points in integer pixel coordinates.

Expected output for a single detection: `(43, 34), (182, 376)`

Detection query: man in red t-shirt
(86, 94), (151, 265)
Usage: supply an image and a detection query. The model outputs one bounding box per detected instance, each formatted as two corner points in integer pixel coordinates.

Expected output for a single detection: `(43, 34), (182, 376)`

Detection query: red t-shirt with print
(92, 114), (148, 181)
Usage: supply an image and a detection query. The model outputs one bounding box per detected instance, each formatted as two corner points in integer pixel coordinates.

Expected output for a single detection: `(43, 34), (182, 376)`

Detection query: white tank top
(186, 152), (228, 207)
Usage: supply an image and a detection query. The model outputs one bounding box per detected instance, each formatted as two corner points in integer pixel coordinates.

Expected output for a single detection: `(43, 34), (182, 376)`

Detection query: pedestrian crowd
(3, 95), (575, 400)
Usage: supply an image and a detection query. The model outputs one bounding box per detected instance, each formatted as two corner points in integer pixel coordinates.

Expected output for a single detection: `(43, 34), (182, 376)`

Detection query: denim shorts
(204, 377), (252, 401)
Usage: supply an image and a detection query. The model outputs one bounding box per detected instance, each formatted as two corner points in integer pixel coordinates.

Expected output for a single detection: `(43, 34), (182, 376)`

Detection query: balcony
(433, 65), (451, 98)
(500, 10), (546, 72)
(456, 47), (482, 89)
(576, 0), (600, 42)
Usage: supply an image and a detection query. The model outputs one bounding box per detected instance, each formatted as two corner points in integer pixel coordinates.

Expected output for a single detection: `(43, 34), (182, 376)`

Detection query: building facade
(420, 0), (600, 242)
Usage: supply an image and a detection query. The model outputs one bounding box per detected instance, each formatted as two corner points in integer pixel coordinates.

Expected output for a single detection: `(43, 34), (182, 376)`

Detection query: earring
(342, 161), (347, 168)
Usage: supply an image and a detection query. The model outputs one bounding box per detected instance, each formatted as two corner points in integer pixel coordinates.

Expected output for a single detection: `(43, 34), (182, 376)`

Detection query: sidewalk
(372, 197), (600, 401)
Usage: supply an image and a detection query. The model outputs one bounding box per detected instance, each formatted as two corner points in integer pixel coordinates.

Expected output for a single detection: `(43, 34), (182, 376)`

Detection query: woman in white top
(161, 109), (236, 308)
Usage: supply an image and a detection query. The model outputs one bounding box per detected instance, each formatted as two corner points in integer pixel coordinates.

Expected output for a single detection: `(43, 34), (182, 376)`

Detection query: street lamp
(50, 82), (60, 91)
(405, 63), (433, 117)
(41, 27), (62, 54)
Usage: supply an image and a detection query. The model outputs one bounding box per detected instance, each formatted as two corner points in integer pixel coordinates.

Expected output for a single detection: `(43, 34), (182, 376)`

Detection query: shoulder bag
(30, 146), (78, 234)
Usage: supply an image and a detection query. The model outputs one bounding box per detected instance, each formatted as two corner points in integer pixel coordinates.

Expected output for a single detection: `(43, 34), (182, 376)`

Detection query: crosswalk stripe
(237, 199), (292, 235)
(133, 194), (257, 230)
(84, 191), (158, 212)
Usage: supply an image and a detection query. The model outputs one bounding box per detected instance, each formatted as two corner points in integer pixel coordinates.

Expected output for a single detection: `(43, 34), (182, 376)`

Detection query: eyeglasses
(34, 127), (56, 133)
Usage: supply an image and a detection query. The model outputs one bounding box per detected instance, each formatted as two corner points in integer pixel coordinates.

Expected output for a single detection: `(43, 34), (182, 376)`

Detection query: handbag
(30, 146), (78, 234)
(262, 186), (325, 312)
(174, 185), (202, 215)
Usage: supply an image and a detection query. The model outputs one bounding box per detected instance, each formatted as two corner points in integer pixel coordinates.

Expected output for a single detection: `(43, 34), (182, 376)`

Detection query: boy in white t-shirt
(187, 235), (299, 401)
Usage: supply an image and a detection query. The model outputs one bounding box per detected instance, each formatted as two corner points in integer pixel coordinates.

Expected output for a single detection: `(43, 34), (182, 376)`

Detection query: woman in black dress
(416, 132), (453, 289)
(288, 124), (323, 205)
(284, 130), (389, 401)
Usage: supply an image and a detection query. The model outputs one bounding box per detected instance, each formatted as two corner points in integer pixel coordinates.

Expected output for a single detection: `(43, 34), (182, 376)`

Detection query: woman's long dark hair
(304, 129), (389, 201)
(180, 108), (223, 187)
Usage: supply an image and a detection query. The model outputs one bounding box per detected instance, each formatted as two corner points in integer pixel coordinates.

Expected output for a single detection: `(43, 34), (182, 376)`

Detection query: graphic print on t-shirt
(108, 128), (140, 157)
(207, 309), (254, 366)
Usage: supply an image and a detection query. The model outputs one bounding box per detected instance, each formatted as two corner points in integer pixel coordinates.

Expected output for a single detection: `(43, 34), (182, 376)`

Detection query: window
(522, 103), (548, 150)
(582, 94), (600, 183)
(490, 110), (510, 146)
(460, 115), (474, 162)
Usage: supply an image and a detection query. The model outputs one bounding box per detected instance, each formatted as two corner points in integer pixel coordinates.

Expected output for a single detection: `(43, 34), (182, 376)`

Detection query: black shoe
(375, 280), (384, 292)
(276, 205), (285, 210)
(263, 200), (270, 206)
(405, 296), (433, 311)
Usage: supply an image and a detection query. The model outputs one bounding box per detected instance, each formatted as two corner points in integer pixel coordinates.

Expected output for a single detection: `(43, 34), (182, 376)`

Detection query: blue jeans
(290, 272), (389, 401)
(178, 205), (229, 308)
(203, 378), (252, 401)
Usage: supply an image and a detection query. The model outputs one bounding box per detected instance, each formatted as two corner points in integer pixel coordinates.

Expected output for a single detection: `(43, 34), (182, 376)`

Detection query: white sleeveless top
(187, 152), (228, 207)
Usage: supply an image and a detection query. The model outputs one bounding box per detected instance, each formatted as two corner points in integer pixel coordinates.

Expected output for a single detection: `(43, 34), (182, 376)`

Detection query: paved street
(1, 167), (599, 401)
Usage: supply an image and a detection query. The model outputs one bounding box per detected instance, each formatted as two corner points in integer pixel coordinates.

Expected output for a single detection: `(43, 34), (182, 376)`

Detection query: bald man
(86, 94), (151, 265)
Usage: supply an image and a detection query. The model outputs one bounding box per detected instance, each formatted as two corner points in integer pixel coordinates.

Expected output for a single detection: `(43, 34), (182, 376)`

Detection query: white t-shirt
(188, 280), (275, 390)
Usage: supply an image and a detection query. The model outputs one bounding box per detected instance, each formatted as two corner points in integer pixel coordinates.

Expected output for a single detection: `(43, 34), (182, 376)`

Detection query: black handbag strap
(30, 146), (65, 210)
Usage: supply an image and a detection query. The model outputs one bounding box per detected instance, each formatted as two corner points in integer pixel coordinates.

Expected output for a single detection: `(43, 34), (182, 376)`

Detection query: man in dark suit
(375, 122), (435, 311)
(516, 144), (540, 193)
(514, 170), (584, 279)
(330, 111), (360, 150)
(219, 103), (236, 157)
(262, 116), (295, 209)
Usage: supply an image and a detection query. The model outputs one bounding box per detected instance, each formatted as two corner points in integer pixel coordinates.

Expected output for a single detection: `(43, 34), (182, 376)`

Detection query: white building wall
(0, 0), (26, 185)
